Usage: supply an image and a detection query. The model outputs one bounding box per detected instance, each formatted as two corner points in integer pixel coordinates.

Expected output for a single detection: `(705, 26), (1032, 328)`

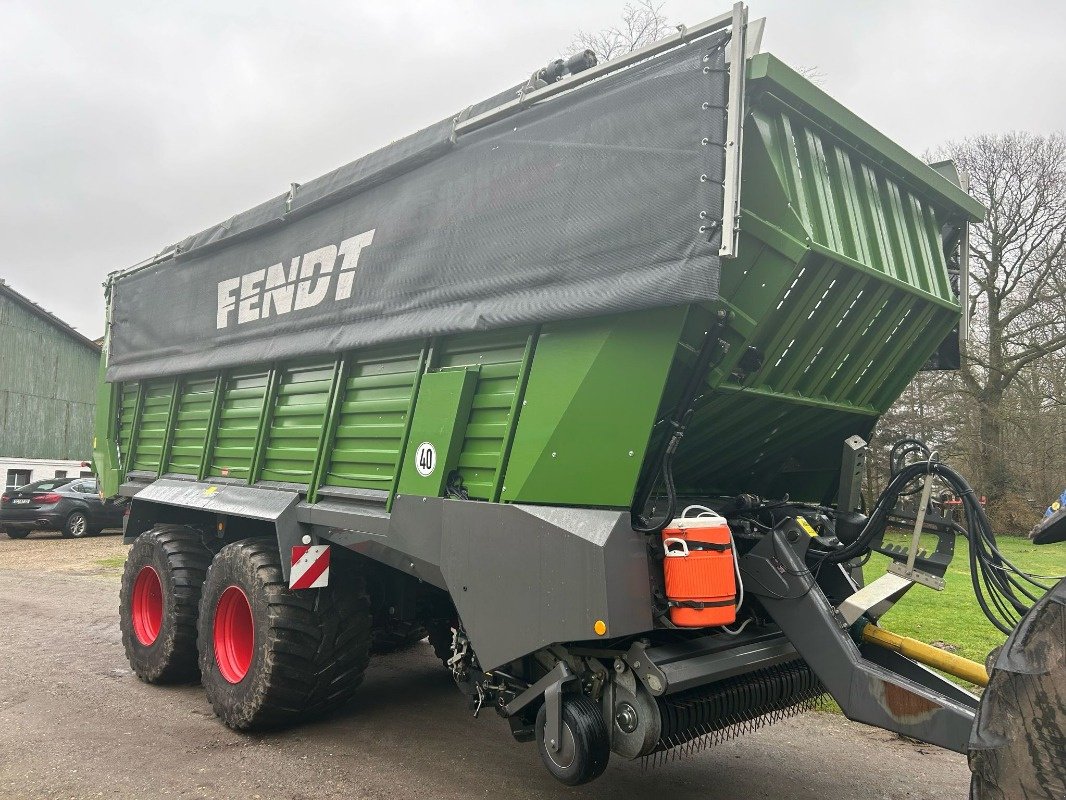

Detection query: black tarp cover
(107, 33), (728, 381)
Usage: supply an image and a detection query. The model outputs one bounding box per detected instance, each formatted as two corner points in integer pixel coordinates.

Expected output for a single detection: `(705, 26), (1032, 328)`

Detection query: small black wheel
(426, 620), (454, 669)
(3, 528), (30, 539)
(535, 695), (610, 786)
(62, 511), (90, 538)
(198, 539), (372, 731)
(119, 526), (213, 683)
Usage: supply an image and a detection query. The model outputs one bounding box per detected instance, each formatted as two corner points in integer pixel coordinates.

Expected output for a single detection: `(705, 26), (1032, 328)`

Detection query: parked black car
(0, 477), (125, 539)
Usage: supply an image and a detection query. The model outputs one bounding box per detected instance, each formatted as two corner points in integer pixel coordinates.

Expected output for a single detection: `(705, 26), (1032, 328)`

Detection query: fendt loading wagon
(94, 6), (1065, 794)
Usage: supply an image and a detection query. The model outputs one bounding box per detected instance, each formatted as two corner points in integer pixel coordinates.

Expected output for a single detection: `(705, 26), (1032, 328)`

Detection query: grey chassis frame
(122, 473), (978, 756)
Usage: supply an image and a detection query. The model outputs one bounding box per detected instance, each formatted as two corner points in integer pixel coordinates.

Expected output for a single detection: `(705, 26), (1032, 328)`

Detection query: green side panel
(117, 383), (139, 466)
(130, 379), (175, 473)
(207, 368), (269, 480)
(324, 343), (424, 491)
(437, 328), (536, 500)
(396, 367), (479, 497)
(746, 53), (984, 223)
(502, 308), (686, 507)
(665, 65), (966, 503)
(163, 373), (216, 475)
(91, 350), (122, 498)
(260, 359), (334, 485)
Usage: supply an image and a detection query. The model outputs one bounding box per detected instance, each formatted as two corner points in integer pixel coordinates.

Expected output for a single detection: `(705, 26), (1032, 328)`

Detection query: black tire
(535, 695), (611, 786)
(969, 577), (1066, 799)
(3, 528), (30, 539)
(62, 510), (90, 539)
(371, 621), (427, 654)
(426, 620), (454, 669)
(198, 539), (372, 731)
(119, 526), (213, 684)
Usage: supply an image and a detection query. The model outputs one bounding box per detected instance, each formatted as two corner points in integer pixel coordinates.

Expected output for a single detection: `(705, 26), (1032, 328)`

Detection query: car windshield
(18, 478), (74, 492)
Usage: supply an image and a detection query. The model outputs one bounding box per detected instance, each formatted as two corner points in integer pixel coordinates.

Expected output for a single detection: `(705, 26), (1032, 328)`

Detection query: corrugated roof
(0, 279), (101, 353)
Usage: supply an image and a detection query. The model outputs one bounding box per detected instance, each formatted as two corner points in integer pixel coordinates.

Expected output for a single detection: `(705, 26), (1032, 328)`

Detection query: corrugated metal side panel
(758, 99), (953, 303)
(728, 252), (951, 410)
(260, 359), (334, 486)
(324, 343), (423, 491)
(0, 292), (98, 461)
(131, 379), (174, 472)
(164, 374), (215, 475)
(437, 328), (534, 499)
(207, 369), (268, 480)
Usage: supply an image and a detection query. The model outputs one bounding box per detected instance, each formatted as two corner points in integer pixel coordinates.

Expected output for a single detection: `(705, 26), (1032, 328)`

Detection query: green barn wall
(0, 288), (99, 461)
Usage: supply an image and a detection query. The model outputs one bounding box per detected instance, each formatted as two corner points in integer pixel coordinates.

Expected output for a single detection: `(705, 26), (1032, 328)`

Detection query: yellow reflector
(594, 620), (607, 636)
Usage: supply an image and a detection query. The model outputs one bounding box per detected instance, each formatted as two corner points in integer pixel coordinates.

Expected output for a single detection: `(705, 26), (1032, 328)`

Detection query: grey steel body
(123, 481), (653, 672)
(124, 473), (979, 754)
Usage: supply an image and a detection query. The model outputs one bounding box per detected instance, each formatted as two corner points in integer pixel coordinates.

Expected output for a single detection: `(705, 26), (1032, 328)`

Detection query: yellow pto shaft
(861, 623), (989, 687)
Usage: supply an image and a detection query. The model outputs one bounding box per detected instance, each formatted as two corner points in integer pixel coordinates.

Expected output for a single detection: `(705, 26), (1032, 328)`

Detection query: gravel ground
(0, 532), (972, 799)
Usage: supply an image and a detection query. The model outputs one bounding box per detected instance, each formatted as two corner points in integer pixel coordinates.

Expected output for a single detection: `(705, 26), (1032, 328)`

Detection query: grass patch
(96, 556), (126, 569)
(862, 531), (1065, 672)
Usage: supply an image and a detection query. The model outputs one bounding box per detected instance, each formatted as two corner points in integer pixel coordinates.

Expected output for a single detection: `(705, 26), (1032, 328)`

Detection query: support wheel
(535, 695), (610, 786)
(198, 539), (371, 731)
(426, 620), (454, 669)
(969, 577), (1066, 799)
(62, 511), (90, 538)
(119, 526), (213, 683)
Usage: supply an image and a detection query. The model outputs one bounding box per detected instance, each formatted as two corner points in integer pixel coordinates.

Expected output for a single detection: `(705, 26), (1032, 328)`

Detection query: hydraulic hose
(822, 456), (1064, 635)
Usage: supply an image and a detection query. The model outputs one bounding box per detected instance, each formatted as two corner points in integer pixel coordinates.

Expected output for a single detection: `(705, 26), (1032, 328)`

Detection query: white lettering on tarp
(334, 230), (375, 301)
(237, 268), (266, 324)
(263, 259), (300, 318)
(294, 245), (337, 311)
(217, 278), (240, 329)
(215, 229), (375, 329)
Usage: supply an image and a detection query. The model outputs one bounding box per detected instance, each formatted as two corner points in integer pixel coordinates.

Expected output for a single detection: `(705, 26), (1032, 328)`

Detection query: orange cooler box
(662, 514), (737, 627)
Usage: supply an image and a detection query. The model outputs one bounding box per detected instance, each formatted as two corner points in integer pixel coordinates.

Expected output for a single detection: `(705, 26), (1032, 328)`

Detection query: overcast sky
(1, 0), (1063, 340)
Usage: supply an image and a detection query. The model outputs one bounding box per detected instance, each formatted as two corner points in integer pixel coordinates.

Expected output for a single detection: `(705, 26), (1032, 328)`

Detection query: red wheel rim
(214, 586), (254, 683)
(131, 565), (163, 646)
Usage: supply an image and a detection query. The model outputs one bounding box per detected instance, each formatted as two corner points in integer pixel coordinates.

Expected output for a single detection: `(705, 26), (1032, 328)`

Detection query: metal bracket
(742, 530), (977, 753)
(839, 571), (915, 625)
(887, 561), (945, 590)
(719, 1), (748, 259)
(885, 464), (945, 590)
(837, 435), (867, 513)
(623, 641), (670, 696)
(502, 661), (577, 754)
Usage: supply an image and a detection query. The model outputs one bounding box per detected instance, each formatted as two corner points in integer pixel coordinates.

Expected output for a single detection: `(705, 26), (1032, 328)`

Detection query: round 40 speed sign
(414, 442), (437, 477)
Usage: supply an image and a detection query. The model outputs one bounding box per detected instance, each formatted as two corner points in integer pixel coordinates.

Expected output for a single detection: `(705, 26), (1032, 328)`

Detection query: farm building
(0, 280), (100, 491)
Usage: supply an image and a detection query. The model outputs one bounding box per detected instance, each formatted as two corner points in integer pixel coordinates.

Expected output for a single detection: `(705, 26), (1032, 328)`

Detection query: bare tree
(948, 133), (1066, 499)
(570, 1), (672, 62)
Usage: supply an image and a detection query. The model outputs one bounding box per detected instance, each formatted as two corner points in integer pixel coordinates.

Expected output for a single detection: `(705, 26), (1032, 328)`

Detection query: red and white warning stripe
(290, 544), (330, 589)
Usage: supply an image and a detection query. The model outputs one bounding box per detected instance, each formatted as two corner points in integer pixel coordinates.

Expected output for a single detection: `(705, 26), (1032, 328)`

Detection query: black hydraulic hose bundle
(819, 457), (1060, 634)
(634, 314), (728, 534)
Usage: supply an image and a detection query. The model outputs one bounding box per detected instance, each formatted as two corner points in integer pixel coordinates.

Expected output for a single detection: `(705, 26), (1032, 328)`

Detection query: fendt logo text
(216, 229), (375, 329)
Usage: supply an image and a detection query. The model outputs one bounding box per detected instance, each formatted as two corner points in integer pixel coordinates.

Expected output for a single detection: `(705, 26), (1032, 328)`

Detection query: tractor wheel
(198, 539), (372, 731)
(119, 526), (213, 683)
(535, 695), (611, 786)
(969, 577), (1066, 799)
(371, 621), (428, 654)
